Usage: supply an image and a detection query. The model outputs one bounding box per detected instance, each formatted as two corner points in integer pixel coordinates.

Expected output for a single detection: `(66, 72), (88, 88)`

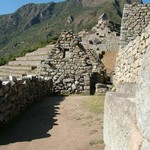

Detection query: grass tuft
(83, 95), (105, 113)
(89, 139), (104, 145)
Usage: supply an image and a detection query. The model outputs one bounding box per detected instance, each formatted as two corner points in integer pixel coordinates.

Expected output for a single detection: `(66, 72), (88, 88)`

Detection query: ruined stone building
(81, 13), (120, 53)
(40, 30), (106, 94)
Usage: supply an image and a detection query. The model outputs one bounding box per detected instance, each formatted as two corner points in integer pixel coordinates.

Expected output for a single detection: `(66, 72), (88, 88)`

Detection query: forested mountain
(0, 0), (142, 60)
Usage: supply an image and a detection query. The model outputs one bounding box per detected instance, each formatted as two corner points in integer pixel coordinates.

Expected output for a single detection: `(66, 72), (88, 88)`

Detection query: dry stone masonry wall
(115, 24), (150, 84)
(40, 30), (106, 95)
(120, 3), (150, 48)
(104, 3), (150, 150)
(0, 75), (53, 127)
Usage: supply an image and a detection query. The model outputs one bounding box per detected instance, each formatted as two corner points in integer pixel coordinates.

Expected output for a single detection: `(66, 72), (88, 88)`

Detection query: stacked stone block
(0, 75), (53, 127)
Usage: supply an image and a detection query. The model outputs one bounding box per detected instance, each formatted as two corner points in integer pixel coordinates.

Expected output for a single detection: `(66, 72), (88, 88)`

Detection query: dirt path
(0, 96), (104, 150)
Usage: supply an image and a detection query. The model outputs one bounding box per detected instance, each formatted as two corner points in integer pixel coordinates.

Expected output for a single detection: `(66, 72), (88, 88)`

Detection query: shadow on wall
(90, 72), (106, 95)
(0, 96), (65, 145)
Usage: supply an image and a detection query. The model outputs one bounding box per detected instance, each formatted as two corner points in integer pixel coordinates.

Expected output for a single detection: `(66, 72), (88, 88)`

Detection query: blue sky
(0, 0), (64, 15)
(0, 0), (149, 15)
(143, 0), (150, 4)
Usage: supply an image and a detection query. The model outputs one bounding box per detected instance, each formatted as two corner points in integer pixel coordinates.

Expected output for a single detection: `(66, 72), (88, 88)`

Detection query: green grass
(83, 95), (105, 113)
(89, 139), (104, 145)
(0, 35), (58, 66)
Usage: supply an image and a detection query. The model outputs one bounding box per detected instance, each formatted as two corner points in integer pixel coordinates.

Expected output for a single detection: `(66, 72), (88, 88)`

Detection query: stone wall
(120, 3), (150, 48)
(115, 24), (150, 84)
(104, 24), (150, 150)
(104, 3), (150, 150)
(0, 75), (53, 127)
(40, 30), (106, 95)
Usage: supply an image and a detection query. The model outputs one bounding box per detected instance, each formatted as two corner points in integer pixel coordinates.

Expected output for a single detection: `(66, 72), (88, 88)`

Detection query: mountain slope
(0, 0), (142, 62)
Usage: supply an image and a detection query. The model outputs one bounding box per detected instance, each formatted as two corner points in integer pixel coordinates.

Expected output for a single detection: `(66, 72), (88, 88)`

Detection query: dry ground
(0, 95), (105, 150)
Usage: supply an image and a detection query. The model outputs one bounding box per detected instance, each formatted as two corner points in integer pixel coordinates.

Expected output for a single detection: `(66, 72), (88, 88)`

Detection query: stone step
(45, 44), (54, 48)
(0, 45), (55, 80)
(0, 65), (34, 71)
(16, 55), (48, 61)
(0, 70), (36, 79)
(36, 44), (54, 50)
(0, 68), (30, 74)
(25, 45), (54, 56)
(8, 60), (41, 66)
(104, 92), (142, 149)
(36, 47), (51, 52)
(0, 72), (24, 78)
(25, 47), (52, 56)
(25, 51), (50, 56)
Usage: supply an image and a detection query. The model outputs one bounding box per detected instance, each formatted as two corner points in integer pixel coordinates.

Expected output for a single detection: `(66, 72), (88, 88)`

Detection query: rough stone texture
(104, 92), (143, 150)
(104, 3), (150, 150)
(0, 75), (53, 127)
(40, 30), (106, 94)
(116, 83), (136, 96)
(81, 13), (120, 53)
(115, 24), (150, 84)
(104, 147), (108, 150)
(95, 83), (108, 95)
(141, 139), (150, 150)
(120, 3), (150, 48)
(136, 45), (150, 141)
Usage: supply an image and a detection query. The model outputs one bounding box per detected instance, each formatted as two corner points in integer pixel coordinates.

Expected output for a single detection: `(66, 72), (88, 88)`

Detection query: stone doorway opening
(63, 48), (69, 58)
(90, 72), (106, 95)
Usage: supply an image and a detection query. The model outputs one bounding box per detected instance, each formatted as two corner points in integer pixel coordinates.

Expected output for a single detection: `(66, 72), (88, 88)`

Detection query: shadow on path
(0, 96), (65, 145)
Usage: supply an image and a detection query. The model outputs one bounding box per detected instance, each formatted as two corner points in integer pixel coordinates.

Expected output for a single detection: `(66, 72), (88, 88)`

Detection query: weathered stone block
(141, 139), (150, 150)
(75, 81), (79, 85)
(63, 78), (74, 83)
(104, 92), (143, 150)
(96, 83), (108, 94)
(84, 86), (90, 90)
(84, 81), (90, 86)
(136, 48), (150, 141)
(116, 83), (136, 96)
(71, 84), (76, 90)
(84, 75), (90, 81)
